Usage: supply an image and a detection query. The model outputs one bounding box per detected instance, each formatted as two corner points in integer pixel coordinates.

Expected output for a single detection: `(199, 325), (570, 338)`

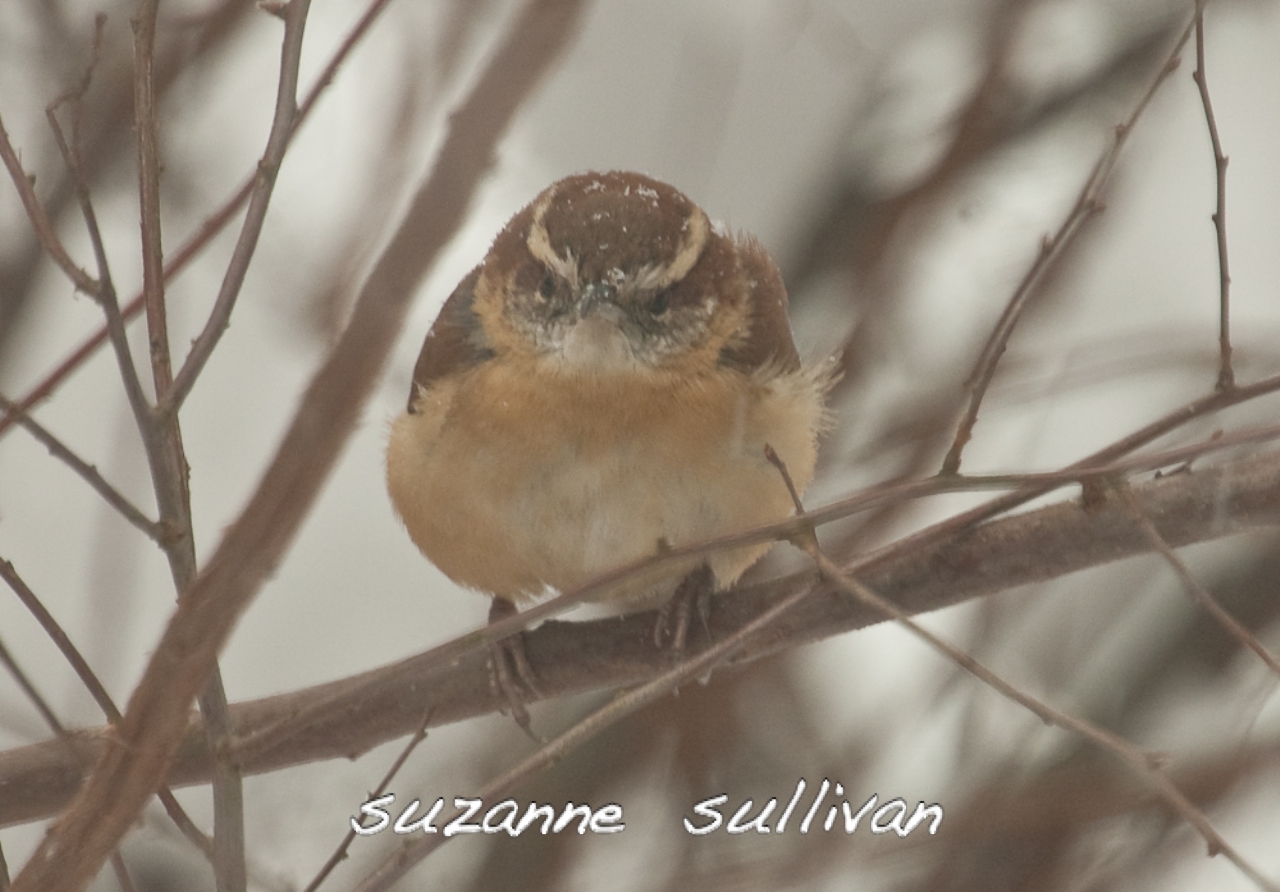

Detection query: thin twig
(816, 551), (1278, 891)
(0, 393), (160, 539)
(109, 857), (138, 892)
(302, 711), (432, 892)
(44, 100), (154, 443)
(876, 372), (1280, 577)
(0, 636), (69, 738)
(1191, 1), (1234, 391)
(133, 0), (172, 401)
(0, 558), (213, 856)
(941, 14), (1197, 474)
(162, 0), (312, 415)
(0, 113), (98, 295)
(1118, 486), (1280, 676)
(0, 0), (397, 440)
(0, 13), (107, 296)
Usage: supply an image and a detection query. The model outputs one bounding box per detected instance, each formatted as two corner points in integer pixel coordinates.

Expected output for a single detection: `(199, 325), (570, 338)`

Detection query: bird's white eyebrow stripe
(527, 186), (578, 286)
(656, 208), (708, 288)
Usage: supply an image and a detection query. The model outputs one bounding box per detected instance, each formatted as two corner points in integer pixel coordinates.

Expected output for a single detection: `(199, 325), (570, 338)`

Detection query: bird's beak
(562, 283), (633, 369)
(576, 283), (624, 323)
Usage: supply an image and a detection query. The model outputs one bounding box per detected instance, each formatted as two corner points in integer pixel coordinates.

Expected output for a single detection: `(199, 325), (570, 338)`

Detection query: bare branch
(0, 558), (213, 857)
(1192, 2), (1234, 391)
(0, 636), (69, 740)
(352, 569), (822, 891)
(0, 629), (143, 892)
(2, 447), (1276, 830)
(302, 711), (431, 892)
(1119, 486), (1280, 676)
(44, 104), (154, 440)
(0, 113), (98, 295)
(0, 394), (160, 539)
(886, 373), (1280, 576)
(133, 0), (172, 399)
(803, 551), (1277, 891)
(941, 13), (1196, 474)
(7, 0), (586, 886)
(162, 0), (311, 415)
(0, 12), (108, 297)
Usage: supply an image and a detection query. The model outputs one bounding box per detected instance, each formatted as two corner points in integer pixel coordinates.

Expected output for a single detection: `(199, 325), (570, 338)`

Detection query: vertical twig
(133, 0), (172, 398)
(1191, 2), (1234, 391)
(131, 0), (253, 886)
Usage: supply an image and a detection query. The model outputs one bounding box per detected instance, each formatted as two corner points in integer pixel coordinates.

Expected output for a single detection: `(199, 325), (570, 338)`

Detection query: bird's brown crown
(472, 171), (754, 375)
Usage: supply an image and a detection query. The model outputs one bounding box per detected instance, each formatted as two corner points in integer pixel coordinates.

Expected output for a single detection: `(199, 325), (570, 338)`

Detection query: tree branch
(942, 12), (1195, 474)
(2, 447), (1276, 830)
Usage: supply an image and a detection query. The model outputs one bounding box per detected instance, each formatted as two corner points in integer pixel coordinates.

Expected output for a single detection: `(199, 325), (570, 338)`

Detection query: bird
(386, 170), (828, 711)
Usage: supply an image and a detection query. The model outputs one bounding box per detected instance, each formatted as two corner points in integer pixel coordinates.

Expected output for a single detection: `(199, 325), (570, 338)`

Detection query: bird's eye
(649, 290), (670, 315)
(538, 274), (556, 301)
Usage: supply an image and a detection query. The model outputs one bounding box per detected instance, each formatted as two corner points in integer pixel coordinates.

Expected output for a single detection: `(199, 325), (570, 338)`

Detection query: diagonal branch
(941, 13), (1196, 474)
(44, 105), (154, 443)
(6, 0), (586, 887)
(2, 447), (1276, 831)
(0, 635), (142, 892)
(302, 712), (432, 892)
(0, 393), (160, 539)
(1119, 486), (1280, 676)
(0, 558), (212, 856)
(351, 569), (823, 891)
(803, 551), (1277, 891)
(0, 112), (98, 295)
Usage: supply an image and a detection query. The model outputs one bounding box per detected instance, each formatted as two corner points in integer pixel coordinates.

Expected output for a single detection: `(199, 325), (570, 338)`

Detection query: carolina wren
(387, 171), (826, 632)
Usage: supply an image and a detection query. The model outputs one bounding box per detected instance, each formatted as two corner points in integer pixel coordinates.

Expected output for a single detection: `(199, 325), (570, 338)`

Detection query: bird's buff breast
(386, 359), (822, 605)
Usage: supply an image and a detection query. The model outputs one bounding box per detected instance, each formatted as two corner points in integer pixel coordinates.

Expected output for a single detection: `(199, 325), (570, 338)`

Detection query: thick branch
(3, 448), (1276, 830)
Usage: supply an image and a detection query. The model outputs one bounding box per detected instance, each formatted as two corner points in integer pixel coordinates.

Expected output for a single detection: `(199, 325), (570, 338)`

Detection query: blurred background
(1, 0), (1279, 889)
